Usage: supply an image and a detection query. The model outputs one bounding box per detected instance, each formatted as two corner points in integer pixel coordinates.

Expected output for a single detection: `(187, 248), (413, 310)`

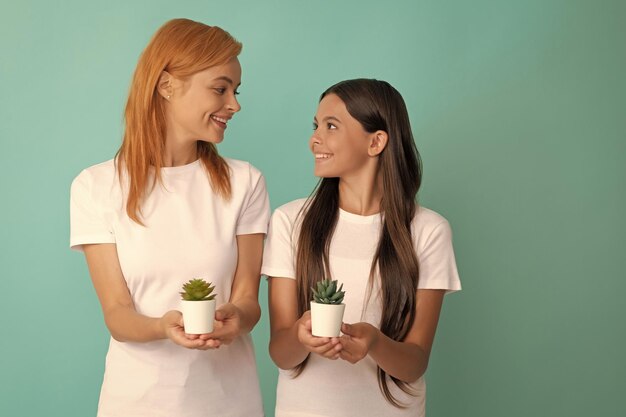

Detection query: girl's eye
(327, 123), (337, 130)
(234, 90), (240, 96)
(312, 123), (318, 131)
(214, 88), (226, 95)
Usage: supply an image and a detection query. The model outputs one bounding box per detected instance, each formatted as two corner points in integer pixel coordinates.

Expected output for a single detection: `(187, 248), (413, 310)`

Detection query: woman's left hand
(338, 322), (380, 364)
(199, 303), (242, 347)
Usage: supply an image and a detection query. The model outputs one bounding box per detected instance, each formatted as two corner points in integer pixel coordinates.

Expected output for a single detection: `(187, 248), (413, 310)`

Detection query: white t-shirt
(70, 158), (270, 417)
(261, 199), (461, 417)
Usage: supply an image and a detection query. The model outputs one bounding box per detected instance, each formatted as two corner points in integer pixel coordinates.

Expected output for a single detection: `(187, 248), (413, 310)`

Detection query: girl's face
(166, 57), (242, 144)
(310, 94), (373, 178)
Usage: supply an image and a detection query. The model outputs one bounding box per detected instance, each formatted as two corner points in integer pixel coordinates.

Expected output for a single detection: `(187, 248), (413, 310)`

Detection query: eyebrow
(212, 76), (241, 86)
(313, 116), (342, 124)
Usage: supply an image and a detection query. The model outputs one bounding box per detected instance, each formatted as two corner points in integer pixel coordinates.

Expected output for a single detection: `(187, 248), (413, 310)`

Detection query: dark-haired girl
(262, 79), (461, 416)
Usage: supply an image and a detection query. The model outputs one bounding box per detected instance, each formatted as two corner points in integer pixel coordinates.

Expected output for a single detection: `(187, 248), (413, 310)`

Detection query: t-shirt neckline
(161, 158), (202, 175)
(338, 207), (382, 224)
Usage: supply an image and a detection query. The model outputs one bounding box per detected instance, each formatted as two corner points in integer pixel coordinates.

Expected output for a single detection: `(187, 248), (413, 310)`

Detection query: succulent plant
(311, 279), (345, 305)
(180, 278), (216, 301)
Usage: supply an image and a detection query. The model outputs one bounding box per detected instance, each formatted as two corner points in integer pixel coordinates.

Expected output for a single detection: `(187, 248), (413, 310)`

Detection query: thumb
(341, 322), (355, 336)
(215, 304), (237, 321)
(214, 309), (227, 321)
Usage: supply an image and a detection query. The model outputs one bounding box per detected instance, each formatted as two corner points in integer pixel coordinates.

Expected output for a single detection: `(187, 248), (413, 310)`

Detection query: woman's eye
(234, 90), (240, 96)
(327, 123), (337, 130)
(312, 123), (318, 131)
(213, 88), (226, 95)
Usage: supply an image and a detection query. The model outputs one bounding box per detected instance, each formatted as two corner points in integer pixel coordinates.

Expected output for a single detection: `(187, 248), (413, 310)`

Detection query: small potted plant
(180, 278), (217, 334)
(310, 278), (346, 337)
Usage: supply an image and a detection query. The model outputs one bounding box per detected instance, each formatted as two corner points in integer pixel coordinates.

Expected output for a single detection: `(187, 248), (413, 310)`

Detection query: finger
(312, 340), (341, 356)
(206, 338), (222, 349)
(176, 335), (207, 349)
(215, 305), (237, 321)
(341, 323), (354, 335)
(339, 350), (355, 363)
(207, 323), (237, 340)
(319, 342), (343, 358)
(302, 334), (332, 348)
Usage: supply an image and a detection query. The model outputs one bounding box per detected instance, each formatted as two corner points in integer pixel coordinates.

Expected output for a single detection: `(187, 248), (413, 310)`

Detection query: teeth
(211, 115), (228, 123)
(315, 153), (333, 159)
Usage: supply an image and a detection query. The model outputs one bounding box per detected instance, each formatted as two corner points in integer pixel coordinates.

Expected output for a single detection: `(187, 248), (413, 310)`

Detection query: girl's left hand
(198, 303), (242, 347)
(338, 322), (380, 364)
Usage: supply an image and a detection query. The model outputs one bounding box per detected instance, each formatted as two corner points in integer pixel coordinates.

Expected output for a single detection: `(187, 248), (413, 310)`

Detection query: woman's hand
(198, 303), (243, 347)
(338, 322), (380, 364)
(161, 310), (219, 350)
(296, 311), (342, 360)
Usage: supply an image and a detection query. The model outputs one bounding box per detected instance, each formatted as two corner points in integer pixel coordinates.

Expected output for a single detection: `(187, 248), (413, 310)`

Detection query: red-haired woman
(263, 79), (461, 417)
(70, 19), (268, 416)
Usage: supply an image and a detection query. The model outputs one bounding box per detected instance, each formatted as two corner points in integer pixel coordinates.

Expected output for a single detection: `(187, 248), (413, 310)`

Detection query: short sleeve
(236, 167), (270, 235)
(69, 170), (115, 251)
(261, 208), (296, 279)
(416, 220), (462, 293)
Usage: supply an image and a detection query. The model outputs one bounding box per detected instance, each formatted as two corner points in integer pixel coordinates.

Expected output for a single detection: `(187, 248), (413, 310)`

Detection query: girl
(262, 79), (461, 416)
(70, 19), (268, 417)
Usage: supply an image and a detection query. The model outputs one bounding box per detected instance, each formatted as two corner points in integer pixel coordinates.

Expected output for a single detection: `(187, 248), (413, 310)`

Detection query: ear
(157, 71), (174, 100)
(368, 130), (388, 157)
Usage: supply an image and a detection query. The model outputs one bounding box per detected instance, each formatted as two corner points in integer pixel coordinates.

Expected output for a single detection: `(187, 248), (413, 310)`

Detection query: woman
(70, 19), (268, 416)
(262, 79), (461, 416)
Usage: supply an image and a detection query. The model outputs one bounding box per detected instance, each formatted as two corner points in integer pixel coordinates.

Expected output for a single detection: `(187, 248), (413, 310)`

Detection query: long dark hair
(294, 79), (423, 407)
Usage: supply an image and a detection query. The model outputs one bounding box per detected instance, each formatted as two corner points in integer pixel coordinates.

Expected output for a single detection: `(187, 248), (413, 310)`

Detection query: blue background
(1, 1), (624, 415)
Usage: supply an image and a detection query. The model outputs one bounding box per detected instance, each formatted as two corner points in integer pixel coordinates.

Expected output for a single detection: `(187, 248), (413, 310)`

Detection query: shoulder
(412, 205), (452, 240)
(71, 159), (117, 191)
(274, 198), (308, 221)
(224, 157), (264, 180)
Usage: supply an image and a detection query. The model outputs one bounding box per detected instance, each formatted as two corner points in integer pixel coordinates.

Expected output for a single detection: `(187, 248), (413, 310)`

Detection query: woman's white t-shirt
(70, 158), (269, 417)
(262, 199), (461, 417)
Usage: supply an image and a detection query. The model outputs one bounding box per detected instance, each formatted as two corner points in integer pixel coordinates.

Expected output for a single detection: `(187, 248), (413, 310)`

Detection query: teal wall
(1, 0), (624, 416)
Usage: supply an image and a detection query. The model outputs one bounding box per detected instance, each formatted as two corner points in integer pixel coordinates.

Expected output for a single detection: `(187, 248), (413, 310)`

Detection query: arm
(83, 243), (212, 349)
(204, 234), (264, 345)
(268, 277), (342, 370)
(339, 289), (445, 382)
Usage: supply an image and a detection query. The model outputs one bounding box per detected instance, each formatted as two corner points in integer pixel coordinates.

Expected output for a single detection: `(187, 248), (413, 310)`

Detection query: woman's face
(310, 93), (373, 178)
(166, 57), (242, 144)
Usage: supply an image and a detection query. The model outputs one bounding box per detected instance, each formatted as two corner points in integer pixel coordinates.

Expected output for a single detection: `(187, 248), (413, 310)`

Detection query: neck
(163, 124), (198, 167)
(338, 166), (383, 216)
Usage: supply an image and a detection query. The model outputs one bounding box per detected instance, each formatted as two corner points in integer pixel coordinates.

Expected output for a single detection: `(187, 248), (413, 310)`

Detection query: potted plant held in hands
(180, 278), (217, 334)
(310, 279), (346, 337)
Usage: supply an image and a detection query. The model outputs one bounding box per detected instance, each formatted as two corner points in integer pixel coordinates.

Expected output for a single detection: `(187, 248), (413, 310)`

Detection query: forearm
(269, 323), (309, 370)
(103, 304), (166, 343)
(369, 331), (429, 383)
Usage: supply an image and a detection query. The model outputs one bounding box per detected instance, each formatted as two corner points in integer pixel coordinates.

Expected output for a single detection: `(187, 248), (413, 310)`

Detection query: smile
(211, 115), (230, 128)
(315, 153), (333, 159)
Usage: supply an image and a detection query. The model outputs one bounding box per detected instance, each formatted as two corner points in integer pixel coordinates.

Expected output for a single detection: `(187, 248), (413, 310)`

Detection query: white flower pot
(181, 299), (216, 334)
(310, 301), (346, 337)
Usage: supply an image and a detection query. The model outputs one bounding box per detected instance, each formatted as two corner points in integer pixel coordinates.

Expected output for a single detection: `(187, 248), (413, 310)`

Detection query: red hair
(116, 18), (242, 224)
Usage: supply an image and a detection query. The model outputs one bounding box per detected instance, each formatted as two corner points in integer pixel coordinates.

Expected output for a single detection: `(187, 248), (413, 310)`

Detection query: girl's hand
(161, 310), (218, 350)
(198, 303), (242, 347)
(296, 311), (342, 360)
(338, 322), (380, 364)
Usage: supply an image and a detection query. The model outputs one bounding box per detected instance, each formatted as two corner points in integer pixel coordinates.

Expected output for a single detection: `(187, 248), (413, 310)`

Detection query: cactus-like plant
(311, 279), (345, 304)
(180, 278), (216, 301)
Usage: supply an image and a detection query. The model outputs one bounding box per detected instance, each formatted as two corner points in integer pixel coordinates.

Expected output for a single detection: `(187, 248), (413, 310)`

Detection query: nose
(226, 95), (241, 113)
(309, 131), (321, 151)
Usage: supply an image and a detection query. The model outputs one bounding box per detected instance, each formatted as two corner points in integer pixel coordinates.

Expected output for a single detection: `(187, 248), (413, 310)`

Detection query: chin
(198, 137), (224, 145)
(314, 169), (336, 178)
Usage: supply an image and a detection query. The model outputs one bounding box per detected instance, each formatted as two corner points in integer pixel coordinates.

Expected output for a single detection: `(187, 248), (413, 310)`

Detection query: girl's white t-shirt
(70, 158), (269, 417)
(262, 199), (461, 417)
